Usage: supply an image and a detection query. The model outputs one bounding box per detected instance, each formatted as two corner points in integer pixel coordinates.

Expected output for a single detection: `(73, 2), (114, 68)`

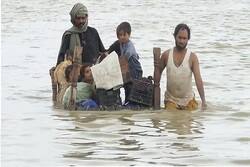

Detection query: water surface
(1, 0), (250, 166)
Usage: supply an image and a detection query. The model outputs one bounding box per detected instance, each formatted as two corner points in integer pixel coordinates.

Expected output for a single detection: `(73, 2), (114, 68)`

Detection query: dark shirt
(57, 27), (106, 66)
(107, 40), (121, 56)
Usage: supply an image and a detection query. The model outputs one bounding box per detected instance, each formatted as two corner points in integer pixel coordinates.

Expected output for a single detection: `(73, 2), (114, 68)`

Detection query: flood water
(1, 0), (250, 166)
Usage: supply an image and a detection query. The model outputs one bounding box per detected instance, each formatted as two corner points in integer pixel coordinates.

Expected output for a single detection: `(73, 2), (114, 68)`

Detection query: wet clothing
(120, 40), (142, 79)
(165, 48), (196, 110)
(63, 82), (95, 108)
(165, 98), (198, 111)
(76, 99), (98, 110)
(57, 27), (106, 66)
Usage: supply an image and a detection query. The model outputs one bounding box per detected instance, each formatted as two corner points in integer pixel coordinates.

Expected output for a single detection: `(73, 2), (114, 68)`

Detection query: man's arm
(191, 53), (207, 107)
(57, 34), (70, 66)
(154, 50), (168, 84)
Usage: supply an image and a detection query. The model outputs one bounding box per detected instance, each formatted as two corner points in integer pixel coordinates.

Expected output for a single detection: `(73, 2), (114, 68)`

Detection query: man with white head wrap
(56, 3), (106, 66)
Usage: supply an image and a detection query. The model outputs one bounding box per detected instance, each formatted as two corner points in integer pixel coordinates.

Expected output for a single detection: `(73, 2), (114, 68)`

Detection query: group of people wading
(50, 3), (207, 111)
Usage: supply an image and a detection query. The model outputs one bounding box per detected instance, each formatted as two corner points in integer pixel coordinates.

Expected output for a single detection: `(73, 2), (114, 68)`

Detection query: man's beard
(175, 41), (187, 51)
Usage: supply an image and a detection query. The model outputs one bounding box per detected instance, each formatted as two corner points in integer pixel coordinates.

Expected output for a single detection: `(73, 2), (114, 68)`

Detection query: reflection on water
(50, 110), (205, 166)
(152, 112), (203, 153)
(2, 0), (250, 166)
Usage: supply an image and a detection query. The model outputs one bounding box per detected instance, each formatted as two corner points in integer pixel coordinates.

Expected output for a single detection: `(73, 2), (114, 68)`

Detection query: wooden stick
(68, 46), (83, 110)
(49, 67), (57, 101)
(153, 47), (161, 110)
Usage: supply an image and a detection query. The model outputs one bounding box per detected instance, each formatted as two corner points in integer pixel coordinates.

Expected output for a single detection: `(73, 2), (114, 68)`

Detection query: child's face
(117, 30), (130, 44)
(83, 66), (93, 82)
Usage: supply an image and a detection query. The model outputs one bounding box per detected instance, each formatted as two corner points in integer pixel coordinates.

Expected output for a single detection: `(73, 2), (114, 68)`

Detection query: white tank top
(165, 48), (194, 106)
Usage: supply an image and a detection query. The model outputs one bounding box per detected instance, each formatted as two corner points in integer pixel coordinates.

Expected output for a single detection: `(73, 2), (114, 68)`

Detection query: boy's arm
(107, 40), (120, 55)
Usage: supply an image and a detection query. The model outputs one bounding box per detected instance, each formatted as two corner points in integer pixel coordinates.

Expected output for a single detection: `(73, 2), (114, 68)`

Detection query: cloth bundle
(91, 53), (123, 90)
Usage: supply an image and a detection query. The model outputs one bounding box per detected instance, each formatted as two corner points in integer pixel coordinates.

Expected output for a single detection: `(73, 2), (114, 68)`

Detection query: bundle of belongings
(91, 52), (125, 109)
(50, 52), (154, 110)
(91, 52), (154, 110)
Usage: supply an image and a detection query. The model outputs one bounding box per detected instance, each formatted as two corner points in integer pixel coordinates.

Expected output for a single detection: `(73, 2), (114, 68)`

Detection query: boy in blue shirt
(107, 22), (143, 104)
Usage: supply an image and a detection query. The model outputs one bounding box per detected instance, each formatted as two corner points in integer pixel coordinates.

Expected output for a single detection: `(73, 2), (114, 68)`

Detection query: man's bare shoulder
(162, 49), (171, 58)
(160, 49), (171, 67)
(190, 51), (198, 61)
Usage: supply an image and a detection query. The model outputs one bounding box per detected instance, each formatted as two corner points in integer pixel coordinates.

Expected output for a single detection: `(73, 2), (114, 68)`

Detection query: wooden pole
(68, 46), (83, 110)
(153, 47), (161, 110)
(49, 67), (57, 101)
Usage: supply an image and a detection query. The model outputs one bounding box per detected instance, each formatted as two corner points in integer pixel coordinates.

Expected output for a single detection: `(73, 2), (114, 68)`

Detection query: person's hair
(116, 21), (131, 37)
(80, 63), (92, 81)
(173, 23), (191, 40)
(65, 49), (74, 61)
(65, 65), (73, 82)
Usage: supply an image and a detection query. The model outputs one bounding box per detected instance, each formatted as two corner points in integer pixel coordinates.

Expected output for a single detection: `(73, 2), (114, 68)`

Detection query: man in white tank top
(154, 24), (207, 110)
